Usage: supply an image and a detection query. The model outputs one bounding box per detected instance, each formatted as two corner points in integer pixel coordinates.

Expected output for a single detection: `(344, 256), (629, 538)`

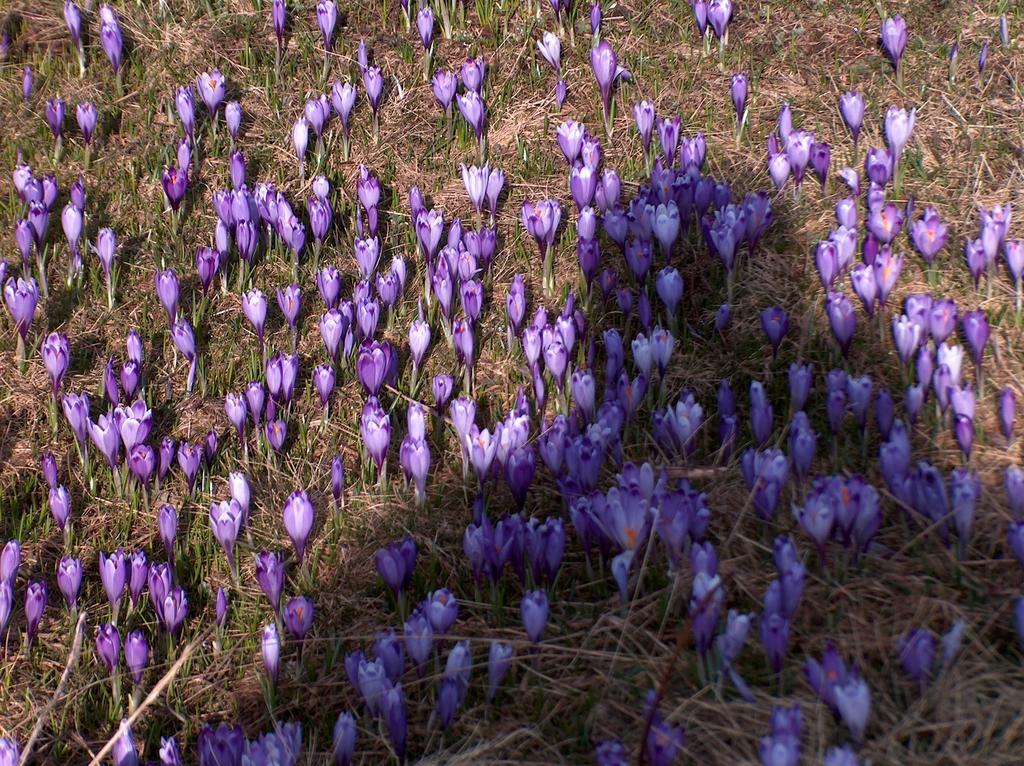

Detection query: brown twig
(19, 611), (88, 766)
(87, 629), (211, 766)
(636, 580), (719, 766)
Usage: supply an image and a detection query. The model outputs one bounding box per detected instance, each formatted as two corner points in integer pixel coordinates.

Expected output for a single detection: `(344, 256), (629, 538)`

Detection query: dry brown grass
(0, 0), (1023, 763)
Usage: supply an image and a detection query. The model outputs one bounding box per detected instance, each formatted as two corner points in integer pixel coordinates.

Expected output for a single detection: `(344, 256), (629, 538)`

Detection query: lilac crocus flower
(880, 15), (908, 81)
(255, 550), (285, 613)
(317, 0), (338, 59)
(99, 4), (124, 78)
(196, 68), (226, 120)
(95, 622), (121, 673)
(590, 40), (618, 135)
(839, 91), (864, 148)
(910, 207), (948, 266)
(826, 291), (856, 357)
(4, 276), (38, 359)
(961, 309), (989, 368)
(537, 31), (561, 73)
(283, 491), (315, 564)
(41, 332), (70, 399)
(375, 536), (417, 595)
(242, 289), (268, 352)
(760, 306), (788, 357)
(363, 66), (384, 139)
(262, 623), (280, 683)
(521, 589), (548, 644)
(731, 73), (748, 132)
(284, 595), (314, 645)
(56, 556), (82, 610)
(884, 106), (916, 161)
(210, 500), (243, 569)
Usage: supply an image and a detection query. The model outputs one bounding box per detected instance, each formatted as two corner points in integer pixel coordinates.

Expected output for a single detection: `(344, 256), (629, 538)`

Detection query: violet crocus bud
(282, 491), (315, 564)
(41, 332), (70, 399)
(826, 291), (857, 357)
(196, 68), (226, 121)
(431, 69), (457, 113)
(25, 580), (47, 645)
(284, 595), (314, 646)
(252, 550), (284, 614)
(0, 540), (20, 589)
(76, 101), (97, 146)
(487, 641), (514, 701)
(835, 676), (871, 743)
(124, 629), (148, 685)
(590, 40), (618, 133)
(4, 276), (39, 350)
(760, 306), (788, 358)
(375, 537), (417, 595)
(210, 500), (243, 569)
(880, 14), (908, 79)
(262, 622), (280, 682)
(241, 289), (268, 350)
(224, 100), (242, 143)
(57, 556), (82, 609)
(521, 589), (548, 644)
(329, 455), (345, 509)
(961, 308), (989, 368)
(110, 719), (137, 766)
(839, 91), (864, 148)
(730, 72), (748, 130)
(537, 31), (561, 73)
(332, 711), (357, 766)
(98, 4), (125, 76)
(998, 386), (1017, 445)
(95, 623), (122, 673)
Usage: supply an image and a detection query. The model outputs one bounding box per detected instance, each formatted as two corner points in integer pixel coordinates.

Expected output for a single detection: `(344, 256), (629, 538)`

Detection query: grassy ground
(1, 0), (1024, 763)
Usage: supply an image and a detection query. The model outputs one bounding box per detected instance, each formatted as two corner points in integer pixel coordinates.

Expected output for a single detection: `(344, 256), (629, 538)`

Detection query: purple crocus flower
(97, 5), (125, 79)
(432, 69), (457, 114)
(731, 73), (748, 130)
(210, 500), (243, 569)
(161, 164), (188, 211)
(41, 332), (70, 399)
(910, 207), (948, 266)
(834, 675), (871, 744)
(196, 68), (226, 119)
(839, 91), (864, 148)
(65, 1), (84, 66)
(276, 282), (302, 335)
(826, 291), (857, 357)
(375, 536), (417, 595)
(590, 40), (618, 134)
(4, 276), (39, 349)
(95, 622), (121, 673)
(999, 387), (1016, 445)
(521, 589), (548, 644)
(242, 289), (268, 351)
(333, 711), (357, 766)
(24, 580), (47, 645)
(261, 623), (280, 683)
(57, 556), (82, 609)
(880, 15), (908, 79)
(456, 90), (487, 143)
(121, 628), (146, 685)
(707, 0), (733, 37)
(537, 31), (561, 73)
(961, 309), (989, 367)
(760, 306), (788, 357)
(282, 491), (314, 564)
(284, 595), (314, 646)
(255, 550), (286, 613)
(363, 66), (384, 135)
